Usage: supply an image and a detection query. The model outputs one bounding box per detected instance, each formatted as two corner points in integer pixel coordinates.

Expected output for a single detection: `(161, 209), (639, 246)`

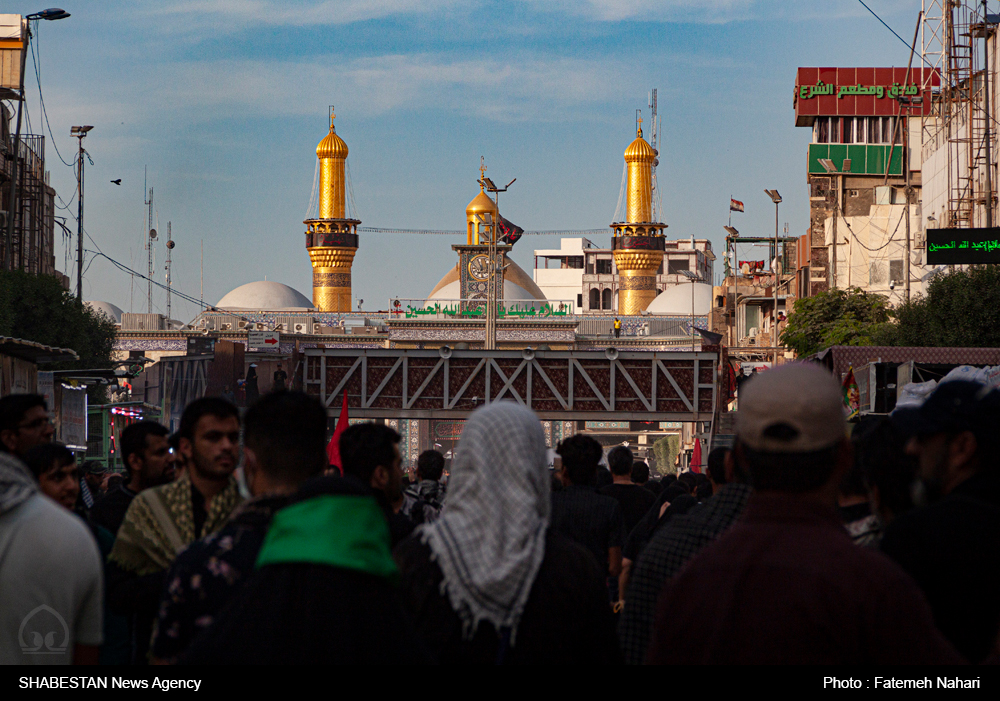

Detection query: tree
(780, 287), (893, 357)
(878, 266), (1000, 348)
(0, 270), (117, 372)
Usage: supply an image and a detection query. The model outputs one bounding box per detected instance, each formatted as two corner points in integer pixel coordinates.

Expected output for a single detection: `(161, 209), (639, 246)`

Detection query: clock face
(469, 254), (490, 281)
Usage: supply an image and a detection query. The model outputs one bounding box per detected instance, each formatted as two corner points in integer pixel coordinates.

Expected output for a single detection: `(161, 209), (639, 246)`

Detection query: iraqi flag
(326, 390), (349, 474)
(730, 199), (744, 213)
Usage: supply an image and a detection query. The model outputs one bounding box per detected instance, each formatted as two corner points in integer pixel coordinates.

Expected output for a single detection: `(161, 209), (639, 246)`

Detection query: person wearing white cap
(646, 363), (961, 664)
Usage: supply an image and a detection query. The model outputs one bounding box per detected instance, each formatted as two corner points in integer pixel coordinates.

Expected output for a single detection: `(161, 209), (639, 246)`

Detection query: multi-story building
(1, 14), (64, 283)
(533, 236), (714, 313)
(793, 68), (939, 303)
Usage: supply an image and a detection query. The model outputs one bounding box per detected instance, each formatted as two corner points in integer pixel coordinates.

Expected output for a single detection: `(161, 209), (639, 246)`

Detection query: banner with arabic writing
(794, 67), (940, 125)
(926, 228), (1000, 265)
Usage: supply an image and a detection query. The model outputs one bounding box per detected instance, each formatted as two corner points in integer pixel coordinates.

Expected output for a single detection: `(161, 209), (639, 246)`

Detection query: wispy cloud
(144, 0), (461, 29)
(54, 53), (643, 128)
(518, 0), (915, 24)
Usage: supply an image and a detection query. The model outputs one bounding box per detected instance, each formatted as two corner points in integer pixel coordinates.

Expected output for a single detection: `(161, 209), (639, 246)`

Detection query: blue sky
(20, 0), (921, 321)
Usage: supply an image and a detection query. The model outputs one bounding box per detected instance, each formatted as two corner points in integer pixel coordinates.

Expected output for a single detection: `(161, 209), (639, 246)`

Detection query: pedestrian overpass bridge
(303, 348), (718, 423)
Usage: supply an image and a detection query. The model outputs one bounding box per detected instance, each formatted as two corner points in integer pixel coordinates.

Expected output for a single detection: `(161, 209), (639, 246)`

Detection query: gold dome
(317, 128), (348, 160)
(624, 129), (656, 163)
(466, 188), (498, 216)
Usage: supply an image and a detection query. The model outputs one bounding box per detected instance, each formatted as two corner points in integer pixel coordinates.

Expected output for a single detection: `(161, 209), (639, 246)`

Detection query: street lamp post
(765, 190), (782, 366)
(3, 9), (69, 272)
(71, 125), (93, 302)
(723, 225), (738, 349)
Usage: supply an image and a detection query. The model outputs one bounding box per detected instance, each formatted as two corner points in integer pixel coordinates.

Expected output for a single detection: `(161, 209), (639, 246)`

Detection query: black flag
(497, 215), (524, 246)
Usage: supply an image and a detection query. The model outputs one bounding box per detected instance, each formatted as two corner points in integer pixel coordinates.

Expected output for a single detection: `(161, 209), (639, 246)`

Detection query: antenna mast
(146, 185), (155, 314)
(649, 88), (662, 221)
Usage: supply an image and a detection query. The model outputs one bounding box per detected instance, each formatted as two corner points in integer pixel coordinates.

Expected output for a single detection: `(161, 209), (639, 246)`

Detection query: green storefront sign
(807, 144), (902, 177)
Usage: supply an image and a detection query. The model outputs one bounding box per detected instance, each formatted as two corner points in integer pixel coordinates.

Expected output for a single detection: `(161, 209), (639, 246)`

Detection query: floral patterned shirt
(150, 495), (288, 662)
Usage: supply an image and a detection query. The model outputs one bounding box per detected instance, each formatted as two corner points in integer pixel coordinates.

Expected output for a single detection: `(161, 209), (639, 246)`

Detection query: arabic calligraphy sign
(794, 68), (939, 125)
(926, 228), (1000, 265)
(390, 299), (576, 319)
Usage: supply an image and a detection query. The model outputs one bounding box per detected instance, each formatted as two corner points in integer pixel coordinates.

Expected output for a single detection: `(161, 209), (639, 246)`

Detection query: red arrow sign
(264, 337), (278, 345)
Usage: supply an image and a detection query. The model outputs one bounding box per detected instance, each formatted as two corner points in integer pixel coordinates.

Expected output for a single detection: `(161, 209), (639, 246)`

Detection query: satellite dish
(166, 240), (175, 249)
(149, 229), (157, 239)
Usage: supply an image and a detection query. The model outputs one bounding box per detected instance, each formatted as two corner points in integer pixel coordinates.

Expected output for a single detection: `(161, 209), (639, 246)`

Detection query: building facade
(533, 237), (714, 313)
(794, 67), (938, 302)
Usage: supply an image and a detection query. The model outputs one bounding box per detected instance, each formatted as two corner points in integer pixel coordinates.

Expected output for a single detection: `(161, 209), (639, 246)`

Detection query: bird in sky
(111, 179), (122, 185)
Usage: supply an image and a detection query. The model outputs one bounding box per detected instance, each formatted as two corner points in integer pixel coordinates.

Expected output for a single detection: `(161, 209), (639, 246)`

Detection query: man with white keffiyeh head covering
(394, 402), (622, 664)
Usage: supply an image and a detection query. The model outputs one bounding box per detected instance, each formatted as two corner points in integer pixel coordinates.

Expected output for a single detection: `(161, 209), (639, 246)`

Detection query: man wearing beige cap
(646, 363), (960, 664)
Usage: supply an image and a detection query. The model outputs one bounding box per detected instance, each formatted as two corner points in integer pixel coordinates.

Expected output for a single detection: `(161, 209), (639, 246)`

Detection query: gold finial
(636, 110), (643, 138)
(329, 105), (336, 130)
(479, 156), (487, 191)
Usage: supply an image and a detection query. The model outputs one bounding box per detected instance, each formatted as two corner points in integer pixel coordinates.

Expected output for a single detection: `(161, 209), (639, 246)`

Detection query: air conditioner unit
(220, 323), (232, 331)
(274, 323), (285, 331)
(238, 321), (248, 329)
(293, 322), (309, 334)
(255, 323), (266, 331)
(914, 231), (926, 249)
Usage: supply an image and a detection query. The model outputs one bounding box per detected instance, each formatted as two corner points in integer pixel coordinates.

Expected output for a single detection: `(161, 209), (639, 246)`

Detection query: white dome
(646, 282), (713, 316)
(216, 281), (314, 311)
(85, 300), (124, 324)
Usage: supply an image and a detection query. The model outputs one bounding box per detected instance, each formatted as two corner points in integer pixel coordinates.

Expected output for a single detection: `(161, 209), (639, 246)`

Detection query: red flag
(326, 390), (349, 474)
(730, 198), (744, 213)
(690, 438), (703, 473)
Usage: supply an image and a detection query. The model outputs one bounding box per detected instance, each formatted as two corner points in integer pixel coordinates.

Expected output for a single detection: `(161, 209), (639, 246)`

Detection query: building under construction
(0, 107), (60, 279)
(0, 14), (64, 283)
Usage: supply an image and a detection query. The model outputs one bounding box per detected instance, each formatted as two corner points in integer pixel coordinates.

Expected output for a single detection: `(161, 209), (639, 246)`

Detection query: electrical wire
(28, 24), (74, 168)
(857, 0), (937, 70)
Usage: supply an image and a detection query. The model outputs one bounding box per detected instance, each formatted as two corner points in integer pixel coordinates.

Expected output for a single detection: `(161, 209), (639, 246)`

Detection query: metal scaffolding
(923, 0), (998, 228)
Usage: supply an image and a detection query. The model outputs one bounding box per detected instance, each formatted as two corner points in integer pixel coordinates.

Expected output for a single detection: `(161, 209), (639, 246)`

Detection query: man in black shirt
(550, 435), (625, 579)
(881, 381), (1000, 663)
(600, 446), (656, 534)
(90, 421), (171, 536)
(272, 363), (288, 392)
(339, 422), (415, 547)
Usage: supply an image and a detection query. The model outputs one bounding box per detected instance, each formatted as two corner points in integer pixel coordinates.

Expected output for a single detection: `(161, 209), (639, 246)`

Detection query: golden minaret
(304, 107), (360, 312)
(611, 118), (666, 315)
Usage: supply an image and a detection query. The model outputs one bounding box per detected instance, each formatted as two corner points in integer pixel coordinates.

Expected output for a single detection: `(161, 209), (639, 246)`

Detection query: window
(668, 259), (690, 274)
(814, 116), (896, 144)
(602, 288), (612, 309)
(586, 262), (594, 274)
(889, 259), (903, 285)
(813, 117), (840, 144)
(577, 293), (583, 309)
(589, 288), (600, 310)
(596, 259), (612, 275)
(562, 256), (584, 269)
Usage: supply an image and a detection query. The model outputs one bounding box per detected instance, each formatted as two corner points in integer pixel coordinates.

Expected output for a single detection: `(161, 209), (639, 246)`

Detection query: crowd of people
(1, 359), (998, 665)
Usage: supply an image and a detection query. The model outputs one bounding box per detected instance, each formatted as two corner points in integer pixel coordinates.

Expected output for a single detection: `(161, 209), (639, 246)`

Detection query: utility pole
(166, 222), (174, 322)
(831, 174), (840, 290)
(71, 125), (93, 301)
(904, 110), (912, 303)
(765, 190), (782, 366)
